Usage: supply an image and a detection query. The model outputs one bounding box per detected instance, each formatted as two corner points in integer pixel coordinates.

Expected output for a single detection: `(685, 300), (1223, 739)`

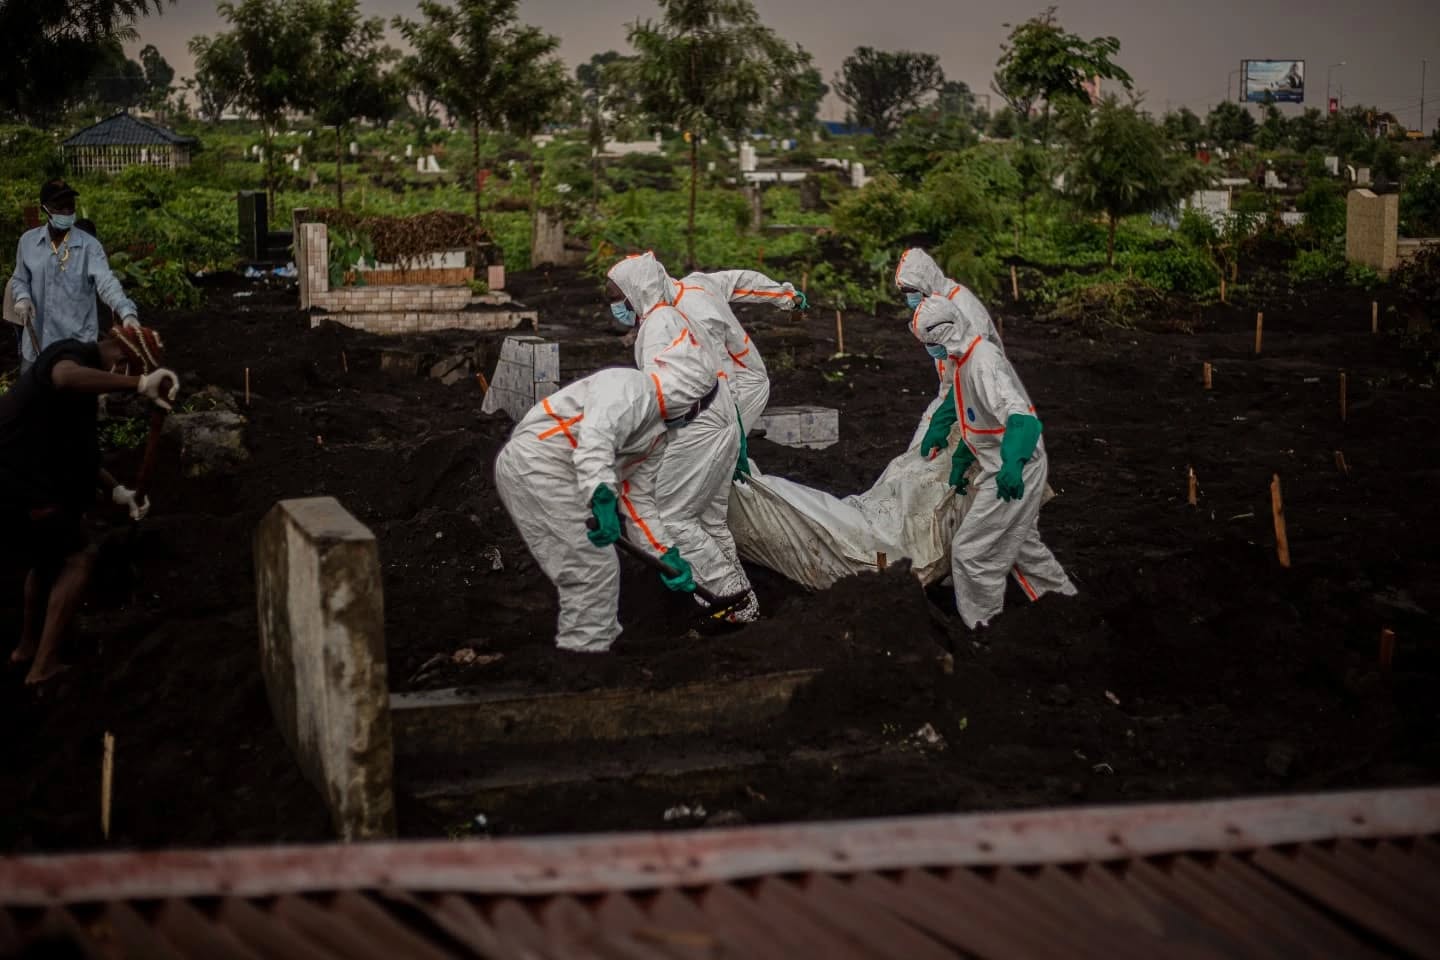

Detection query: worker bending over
(911, 297), (1075, 628)
(495, 368), (699, 653)
(3, 327), (179, 684)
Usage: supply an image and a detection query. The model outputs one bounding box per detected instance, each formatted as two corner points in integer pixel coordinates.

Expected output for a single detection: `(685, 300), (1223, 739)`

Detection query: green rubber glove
(792, 290), (809, 311)
(996, 413), (1043, 502)
(920, 388), (958, 458)
(659, 546), (696, 593)
(949, 444), (977, 493)
(587, 485), (622, 546)
(733, 407), (751, 480)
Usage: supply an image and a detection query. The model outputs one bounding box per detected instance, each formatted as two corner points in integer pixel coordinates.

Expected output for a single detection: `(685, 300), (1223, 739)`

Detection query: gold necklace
(49, 231), (71, 272)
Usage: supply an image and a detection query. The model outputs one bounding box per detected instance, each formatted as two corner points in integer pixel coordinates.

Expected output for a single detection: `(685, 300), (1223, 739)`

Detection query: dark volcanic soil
(1, 264), (1436, 851)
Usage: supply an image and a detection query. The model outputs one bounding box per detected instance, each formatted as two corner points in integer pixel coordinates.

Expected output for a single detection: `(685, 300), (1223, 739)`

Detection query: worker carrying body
(672, 269), (805, 436)
(3, 327), (180, 684)
(495, 367), (698, 653)
(9, 180), (140, 373)
(911, 296), (1076, 629)
(606, 252), (758, 623)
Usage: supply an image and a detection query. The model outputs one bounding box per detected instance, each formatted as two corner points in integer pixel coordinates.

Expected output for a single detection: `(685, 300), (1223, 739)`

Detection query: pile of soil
(0, 264), (1435, 851)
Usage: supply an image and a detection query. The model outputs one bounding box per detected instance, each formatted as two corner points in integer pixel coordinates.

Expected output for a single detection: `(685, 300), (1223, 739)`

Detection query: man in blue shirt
(9, 180), (139, 373)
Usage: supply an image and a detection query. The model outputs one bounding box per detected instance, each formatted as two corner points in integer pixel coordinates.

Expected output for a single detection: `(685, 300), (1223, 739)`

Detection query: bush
(1286, 248), (1345, 284)
(1294, 179), (1347, 247)
(1393, 244), (1440, 311)
(1123, 243), (1220, 295)
(831, 174), (914, 251)
(1400, 163), (1440, 237)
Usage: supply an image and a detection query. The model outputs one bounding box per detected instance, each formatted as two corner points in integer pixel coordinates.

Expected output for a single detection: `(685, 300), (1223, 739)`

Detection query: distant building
(62, 112), (197, 176)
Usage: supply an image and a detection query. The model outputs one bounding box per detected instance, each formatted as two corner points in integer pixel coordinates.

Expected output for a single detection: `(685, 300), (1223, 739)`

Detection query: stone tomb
(756, 405), (840, 450)
(481, 335), (560, 420)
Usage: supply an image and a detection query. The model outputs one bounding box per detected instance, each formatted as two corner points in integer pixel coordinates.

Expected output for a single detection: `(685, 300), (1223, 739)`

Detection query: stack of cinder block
(756, 405), (839, 450)
(481, 336), (560, 420)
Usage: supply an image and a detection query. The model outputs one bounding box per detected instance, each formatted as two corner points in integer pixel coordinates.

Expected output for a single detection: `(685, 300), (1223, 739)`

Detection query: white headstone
(417, 157), (426, 173)
(349, 141), (359, 156)
(1356, 166), (1372, 186)
(707, 161), (716, 172)
(257, 150), (264, 164)
(405, 144), (413, 158)
(739, 143), (757, 173)
(292, 157), (301, 172)
(850, 162), (867, 189)
(426, 155), (441, 173)
(654, 131), (662, 146)
(1264, 169), (1284, 189)
(296, 144), (303, 157)
(1324, 156), (1339, 176)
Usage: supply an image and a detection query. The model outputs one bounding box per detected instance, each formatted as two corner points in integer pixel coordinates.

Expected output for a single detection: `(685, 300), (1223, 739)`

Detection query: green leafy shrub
(1122, 244), (1219, 295)
(1285, 248), (1345, 284)
(831, 174), (914, 250)
(1400, 163), (1440, 237)
(107, 253), (202, 309)
(1344, 262), (1381, 290)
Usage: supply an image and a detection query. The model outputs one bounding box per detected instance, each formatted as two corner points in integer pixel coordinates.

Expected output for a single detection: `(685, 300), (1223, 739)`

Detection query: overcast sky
(132, 0), (1440, 128)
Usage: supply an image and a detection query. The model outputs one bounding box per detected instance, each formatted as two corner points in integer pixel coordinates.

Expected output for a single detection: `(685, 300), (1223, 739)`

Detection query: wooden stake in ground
(1254, 312), (1264, 355)
(341, 351), (348, 373)
(1010, 265), (1020, 301)
(244, 367), (251, 407)
(1220, 276), (1227, 304)
(876, 551), (887, 571)
(835, 309), (845, 356)
(801, 269), (808, 298)
(1270, 474), (1291, 568)
(101, 732), (114, 840)
(475, 370), (490, 394)
(1334, 450), (1350, 474)
(1339, 371), (1348, 422)
(1379, 628), (1396, 669)
(1371, 301), (1379, 334)
(1187, 466), (1198, 506)
(1203, 361), (1213, 390)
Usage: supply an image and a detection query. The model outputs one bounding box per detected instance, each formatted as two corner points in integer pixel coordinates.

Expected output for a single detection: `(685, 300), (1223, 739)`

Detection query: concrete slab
(255, 498), (395, 840)
(389, 669), (819, 759)
(480, 335), (560, 420)
(756, 405), (839, 449)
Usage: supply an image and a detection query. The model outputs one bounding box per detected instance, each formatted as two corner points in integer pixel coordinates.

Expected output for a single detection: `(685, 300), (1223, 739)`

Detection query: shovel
(585, 517), (751, 620)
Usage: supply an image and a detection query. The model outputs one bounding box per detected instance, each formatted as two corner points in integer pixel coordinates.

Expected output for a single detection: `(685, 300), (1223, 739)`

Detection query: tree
(1066, 96), (1206, 265)
(1255, 101), (1287, 150)
(212, 0), (322, 208)
(1206, 100), (1256, 147)
(0, 0), (168, 123)
(396, 0), (565, 233)
(494, 31), (572, 214)
(833, 47), (943, 141)
(988, 106), (1018, 139)
(1162, 107), (1205, 152)
(186, 33), (245, 120)
(936, 80), (976, 120)
(626, 0), (810, 268)
(139, 43), (174, 110)
(885, 112), (977, 185)
(992, 6), (1132, 143)
(83, 39), (148, 110)
(311, 0), (399, 209)
(768, 64), (827, 132)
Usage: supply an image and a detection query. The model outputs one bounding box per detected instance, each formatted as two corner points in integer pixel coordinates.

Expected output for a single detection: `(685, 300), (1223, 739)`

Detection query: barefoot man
(3, 326), (179, 684)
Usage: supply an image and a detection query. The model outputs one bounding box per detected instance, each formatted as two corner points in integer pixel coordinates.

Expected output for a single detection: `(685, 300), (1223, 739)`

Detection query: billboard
(1242, 60), (1305, 104)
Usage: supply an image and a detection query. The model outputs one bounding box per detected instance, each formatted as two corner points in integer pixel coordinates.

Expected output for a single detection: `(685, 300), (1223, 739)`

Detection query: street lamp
(1327, 62), (1346, 108)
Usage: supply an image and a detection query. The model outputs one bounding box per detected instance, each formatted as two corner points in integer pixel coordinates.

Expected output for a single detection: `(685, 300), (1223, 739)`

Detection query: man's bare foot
(24, 661), (69, 686)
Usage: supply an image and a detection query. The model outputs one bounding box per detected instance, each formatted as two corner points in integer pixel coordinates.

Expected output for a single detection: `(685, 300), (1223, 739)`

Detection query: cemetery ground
(0, 264), (1436, 851)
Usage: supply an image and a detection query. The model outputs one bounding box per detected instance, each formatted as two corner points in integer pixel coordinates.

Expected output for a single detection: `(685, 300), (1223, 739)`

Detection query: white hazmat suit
(494, 368), (671, 652)
(607, 253), (757, 621)
(676, 270), (801, 434)
(911, 297), (1076, 628)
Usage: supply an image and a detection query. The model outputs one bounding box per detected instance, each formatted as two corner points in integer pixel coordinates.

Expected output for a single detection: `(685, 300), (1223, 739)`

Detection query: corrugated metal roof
(3, 788), (1439, 958)
(62, 112), (196, 147)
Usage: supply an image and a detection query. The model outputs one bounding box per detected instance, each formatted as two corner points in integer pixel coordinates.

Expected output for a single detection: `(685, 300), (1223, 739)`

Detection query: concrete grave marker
(255, 497), (395, 840)
(757, 405), (840, 449)
(481, 336), (561, 420)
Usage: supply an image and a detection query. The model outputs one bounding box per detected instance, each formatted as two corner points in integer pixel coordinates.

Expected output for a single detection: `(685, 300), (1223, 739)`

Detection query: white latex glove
(112, 485), (151, 521)
(136, 367), (180, 410)
(121, 314), (141, 330)
(12, 298), (34, 326)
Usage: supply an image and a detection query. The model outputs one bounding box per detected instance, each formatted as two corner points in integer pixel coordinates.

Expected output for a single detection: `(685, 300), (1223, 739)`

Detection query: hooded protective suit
(912, 297), (1075, 628)
(677, 270), (800, 434)
(608, 254), (756, 620)
(494, 368), (671, 652)
(895, 248), (1000, 349)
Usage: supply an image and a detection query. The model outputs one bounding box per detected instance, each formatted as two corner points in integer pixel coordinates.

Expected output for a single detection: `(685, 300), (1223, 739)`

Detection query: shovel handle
(585, 517), (724, 605)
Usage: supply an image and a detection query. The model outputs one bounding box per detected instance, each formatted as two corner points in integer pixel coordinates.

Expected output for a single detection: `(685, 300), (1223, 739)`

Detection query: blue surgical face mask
(46, 209), (76, 232)
(610, 300), (636, 327)
(925, 343), (948, 359)
(905, 291), (925, 310)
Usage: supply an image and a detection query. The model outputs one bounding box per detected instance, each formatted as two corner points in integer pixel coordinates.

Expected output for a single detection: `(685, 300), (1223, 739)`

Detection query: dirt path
(1, 267), (1435, 850)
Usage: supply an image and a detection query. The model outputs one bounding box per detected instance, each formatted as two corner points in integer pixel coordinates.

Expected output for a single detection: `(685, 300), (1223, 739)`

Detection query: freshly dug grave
(0, 265), (1435, 851)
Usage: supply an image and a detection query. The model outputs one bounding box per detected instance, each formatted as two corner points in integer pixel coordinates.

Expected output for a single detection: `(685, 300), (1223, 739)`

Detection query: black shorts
(1, 504), (91, 572)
